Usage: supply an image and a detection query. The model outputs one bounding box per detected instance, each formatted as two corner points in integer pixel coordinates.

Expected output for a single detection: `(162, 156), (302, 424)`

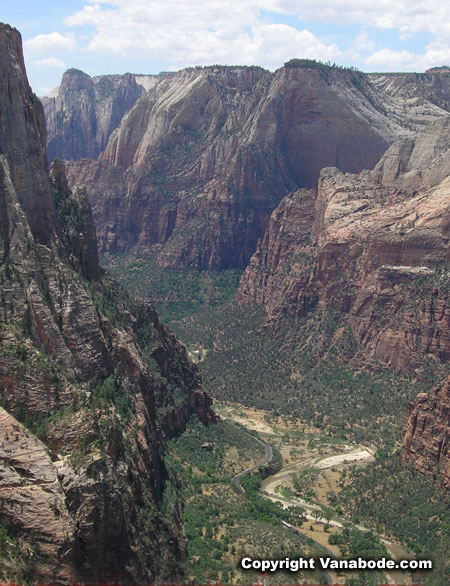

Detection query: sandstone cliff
(60, 61), (450, 270)
(42, 69), (157, 160)
(238, 116), (450, 373)
(0, 24), (215, 584)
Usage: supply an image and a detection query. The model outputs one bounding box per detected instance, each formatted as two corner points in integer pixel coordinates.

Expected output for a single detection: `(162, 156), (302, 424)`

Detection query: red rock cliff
(238, 117), (450, 373)
(403, 377), (450, 491)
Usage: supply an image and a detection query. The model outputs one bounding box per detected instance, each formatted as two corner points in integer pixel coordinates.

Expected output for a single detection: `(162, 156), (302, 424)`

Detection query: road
(225, 410), (411, 585)
(231, 431), (273, 491)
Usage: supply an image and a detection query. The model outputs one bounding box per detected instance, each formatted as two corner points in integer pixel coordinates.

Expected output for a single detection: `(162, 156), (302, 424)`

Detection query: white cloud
(365, 48), (425, 70)
(13, 0), (439, 75)
(275, 0), (450, 37)
(24, 32), (77, 54)
(365, 40), (450, 71)
(251, 25), (341, 69)
(62, 0), (340, 69)
(34, 57), (66, 68)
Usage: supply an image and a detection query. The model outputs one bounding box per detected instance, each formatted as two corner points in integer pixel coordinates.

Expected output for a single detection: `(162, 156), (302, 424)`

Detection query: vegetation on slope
(171, 300), (446, 447)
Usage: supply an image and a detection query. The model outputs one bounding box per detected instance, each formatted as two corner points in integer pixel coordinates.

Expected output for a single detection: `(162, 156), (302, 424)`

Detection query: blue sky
(3, 0), (449, 95)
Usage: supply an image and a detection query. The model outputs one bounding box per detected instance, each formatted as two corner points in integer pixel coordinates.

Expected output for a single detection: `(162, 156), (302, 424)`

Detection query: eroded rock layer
(0, 24), (215, 584)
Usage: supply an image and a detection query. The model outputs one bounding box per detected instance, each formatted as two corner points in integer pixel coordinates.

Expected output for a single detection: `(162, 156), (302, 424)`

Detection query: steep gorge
(42, 50), (450, 502)
(237, 116), (450, 489)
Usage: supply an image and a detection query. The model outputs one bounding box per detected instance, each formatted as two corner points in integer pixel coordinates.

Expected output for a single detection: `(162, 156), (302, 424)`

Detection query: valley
(0, 19), (449, 585)
(105, 256), (450, 585)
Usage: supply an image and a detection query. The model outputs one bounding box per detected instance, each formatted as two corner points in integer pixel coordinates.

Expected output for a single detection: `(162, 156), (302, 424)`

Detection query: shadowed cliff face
(0, 23), (216, 584)
(60, 62), (450, 270)
(0, 24), (57, 246)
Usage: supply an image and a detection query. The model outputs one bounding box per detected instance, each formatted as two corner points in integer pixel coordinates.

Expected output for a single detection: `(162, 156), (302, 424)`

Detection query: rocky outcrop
(403, 377), (450, 491)
(238, 117), (450, 372)
(42, 69), (149, 160)
(50, 158), (100, 281)
(61, 61), (450, 270)
(0, 23), (215, 584)
(0, 409), (76, 583)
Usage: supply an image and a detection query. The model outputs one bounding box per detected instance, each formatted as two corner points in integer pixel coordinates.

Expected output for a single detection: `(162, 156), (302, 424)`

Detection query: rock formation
(0, 23), (215, 584)
(42, 69), (160, 160)
(403, 376), (450, 491)
(0, 25), (57, 246)
(238, 116), (450, 373)
(55, 60), (450, 270)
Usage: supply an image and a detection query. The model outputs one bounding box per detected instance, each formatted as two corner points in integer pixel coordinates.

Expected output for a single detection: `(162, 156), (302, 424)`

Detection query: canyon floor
(216, 402), (414, 585)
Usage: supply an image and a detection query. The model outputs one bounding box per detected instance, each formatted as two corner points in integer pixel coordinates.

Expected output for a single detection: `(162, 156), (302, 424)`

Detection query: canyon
(237, 118), (450, 488)
(0, 17), (449, 583)
(49, 61), (449, 270)
(43, 55), (450, 494)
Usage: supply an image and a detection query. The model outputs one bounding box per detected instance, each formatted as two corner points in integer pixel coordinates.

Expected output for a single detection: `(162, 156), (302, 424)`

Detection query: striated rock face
(61, 62), (450, 270)
(238, 116), (450, 373)
(403, 377), (450, 491)
(0, 23), (216, 584)
(42, 69), (151, 160)
(370, 70), (450, 115)
(0, 409), (76, 582)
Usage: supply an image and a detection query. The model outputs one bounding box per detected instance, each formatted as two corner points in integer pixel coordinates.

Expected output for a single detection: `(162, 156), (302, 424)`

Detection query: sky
(3, 0), (450, 96)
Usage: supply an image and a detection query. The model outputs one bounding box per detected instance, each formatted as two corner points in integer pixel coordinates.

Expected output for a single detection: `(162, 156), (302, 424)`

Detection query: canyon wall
(56, 62), (450, 270)
(238, 117), (450, 372)
(0, 24), (215, 584)
(237, 115), (450, 488)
